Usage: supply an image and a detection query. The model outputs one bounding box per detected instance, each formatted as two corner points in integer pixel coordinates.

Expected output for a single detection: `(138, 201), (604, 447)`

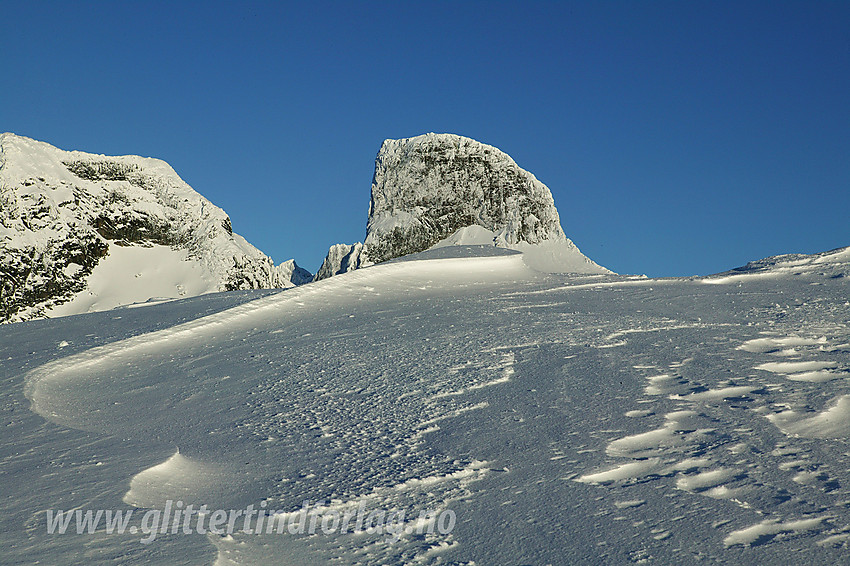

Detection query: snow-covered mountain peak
(316, 133), (611, 279)
(0, 133), (309, 322)
(366, 132), (570, 259)
(317, 132), (610, 278)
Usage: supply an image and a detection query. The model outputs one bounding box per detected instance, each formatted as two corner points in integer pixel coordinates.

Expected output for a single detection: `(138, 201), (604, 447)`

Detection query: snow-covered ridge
(727, 246), (850, 274)
(317, 133), (609, 279)
(0, 133), (309, 322)
(701, 246), (850, 285)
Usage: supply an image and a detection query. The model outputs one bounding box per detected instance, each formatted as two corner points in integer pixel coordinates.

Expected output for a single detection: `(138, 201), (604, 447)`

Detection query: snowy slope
(317, 133), (609, 280)
(0, 133), (310, 322)
(2, 244), (849, 564)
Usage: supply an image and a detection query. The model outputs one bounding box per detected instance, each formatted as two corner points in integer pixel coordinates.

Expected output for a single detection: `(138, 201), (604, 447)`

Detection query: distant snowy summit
(702, 245), (850, 283)
(316, 133), (610, 279)
(0, 133), (310, 322)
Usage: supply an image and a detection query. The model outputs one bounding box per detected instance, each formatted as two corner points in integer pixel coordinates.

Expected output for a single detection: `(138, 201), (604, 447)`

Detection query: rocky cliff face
(313, 243), (372, 281)
(365, 133), (569, 262)
(317, 133), (609, 278)
(0, 133), (309, 322)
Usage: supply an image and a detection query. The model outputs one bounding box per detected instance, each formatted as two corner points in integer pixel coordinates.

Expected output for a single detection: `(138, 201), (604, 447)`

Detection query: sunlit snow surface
(44, 242), (219, 317)
(2, 245), (850, 564)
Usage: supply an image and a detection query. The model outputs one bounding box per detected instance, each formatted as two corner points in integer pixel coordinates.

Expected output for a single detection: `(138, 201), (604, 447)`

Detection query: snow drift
(5, 244), (850, 565)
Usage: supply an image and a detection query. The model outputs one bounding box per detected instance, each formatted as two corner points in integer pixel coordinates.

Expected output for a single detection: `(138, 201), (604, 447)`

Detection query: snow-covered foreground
(2, 245), (849, 564)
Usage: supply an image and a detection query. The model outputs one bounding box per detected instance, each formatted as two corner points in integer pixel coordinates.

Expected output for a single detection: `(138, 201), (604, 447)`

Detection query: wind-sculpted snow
(22, 249), (540, 563)
(0, 133), (308, 322)
(3, 244), (850, 564)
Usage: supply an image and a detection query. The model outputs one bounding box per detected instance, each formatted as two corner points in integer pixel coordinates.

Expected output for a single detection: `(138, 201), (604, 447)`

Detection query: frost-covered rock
(319, 133), (609, 279)
(0, 133), (310, 322)
(314, 242), (372, 281)
(277, 258), (314, 286)
(366, 133), (566, 261)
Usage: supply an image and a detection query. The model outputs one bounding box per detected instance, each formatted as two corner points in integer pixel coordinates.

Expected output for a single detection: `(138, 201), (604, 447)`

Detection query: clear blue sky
(3, 1), (848, 276)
